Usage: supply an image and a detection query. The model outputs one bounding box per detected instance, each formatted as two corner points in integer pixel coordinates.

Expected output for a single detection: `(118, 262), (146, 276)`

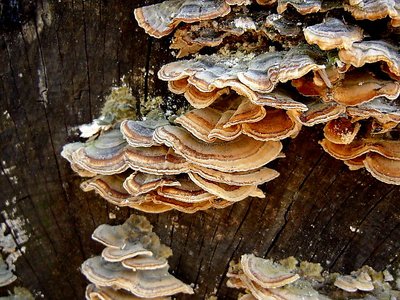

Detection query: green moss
(100, 86), (137, 124)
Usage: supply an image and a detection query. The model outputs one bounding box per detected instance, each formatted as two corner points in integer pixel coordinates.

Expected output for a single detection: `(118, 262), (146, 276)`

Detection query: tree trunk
(0, 1), (399, 299)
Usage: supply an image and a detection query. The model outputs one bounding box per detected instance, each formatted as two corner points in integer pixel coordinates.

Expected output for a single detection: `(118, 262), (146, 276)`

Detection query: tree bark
(0, 1), (399, 299)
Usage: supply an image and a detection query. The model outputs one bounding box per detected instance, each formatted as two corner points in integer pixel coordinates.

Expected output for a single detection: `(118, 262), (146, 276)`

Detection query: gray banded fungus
(303, 18), (364, 50)
(346, 97), (400, 125)
(158, 47), (326, 96)
(156, 176), (218, 203)
(153, 125), (283, 172)
(226, 255), (327, 300)
(189, 164), (280, 186)
(61, 142), (96, 177)
(123, 173), (181, 197)
(82, 257), (192, 298)
(70, 131), (190, 176)
(344, 0), (400, 25)
(82, 215), (193, 298)
(276, 0), (322, 14)
(338, 40), (400, 77)
(62, 0), (400, 221)
(81, 175), (140, 206)
(120, 119), (168, 148)
(176, 97), (301, 142)
(240, 254), (300, 288)
(85, 284), (170, 300)
(134, 0), (231, 38)
(227, 255), (400, 299)
(334, 272), (374, 292)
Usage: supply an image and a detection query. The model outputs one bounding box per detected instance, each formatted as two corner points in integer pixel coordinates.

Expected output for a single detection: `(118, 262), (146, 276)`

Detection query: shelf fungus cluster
(62, 109), (285, 212)
(82, 215), (193, 299)
(227, 254), (400, 299)
(132, 0), (400, 185)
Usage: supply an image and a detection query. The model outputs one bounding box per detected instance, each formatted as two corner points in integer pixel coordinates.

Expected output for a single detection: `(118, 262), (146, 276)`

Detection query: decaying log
(0, 1), (399, 299)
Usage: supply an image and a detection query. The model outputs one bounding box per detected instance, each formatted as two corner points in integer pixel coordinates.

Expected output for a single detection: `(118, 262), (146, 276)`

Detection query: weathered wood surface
(0, 1), (399, 299)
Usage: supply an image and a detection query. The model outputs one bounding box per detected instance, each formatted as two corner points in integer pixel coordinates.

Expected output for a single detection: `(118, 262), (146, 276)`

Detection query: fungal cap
(120, 119), (168, 148)
(364, 153), (400, 185)
(153, 125), (283, 172)
(303, 18), (363, 50)
(123, 173), (181, 197)
(188, 173), (265, 202)
(189, 165), (280, 186)
(85, 284), (171, 300)
(323, 118), (361, 145)
(241, 254), (300, 288)
(81, 257), (194, 297)
(134, 0), (231, 38)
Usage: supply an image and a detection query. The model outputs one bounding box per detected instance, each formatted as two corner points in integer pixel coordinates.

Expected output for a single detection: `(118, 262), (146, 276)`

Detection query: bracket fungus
(63, 0), (400, 220)
(276, 0), (322, 14)
(338, 40), (400, 77)
(64, 112), (286, 212)
(227, 255), (400, 299)
(134, 0), (231, 38)
(344, 0), (400, 25)
(303, 18), (364, 50)
(82, 215), (193, 299)
(153, 125), (282, 172)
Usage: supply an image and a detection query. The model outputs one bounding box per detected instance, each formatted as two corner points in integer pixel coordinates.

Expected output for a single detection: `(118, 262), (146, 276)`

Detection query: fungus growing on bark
(65, 112), (285, 212)
(153, 125), (282, 172)
(226, 255), (327, 300)
(304, 18), (363, 50)
(82, 257), (192, 298)
(312, 69), (400, 106)
(334, 272), (374, 292)
(364, 153), (400, 185)
(80, 174), (139, 206)
(82, 215), (193, 298)
(64, 0), (400, 219)
(156, 176), (218, 202)
(120, 120), (168, 148)
(320, 134), (400, 161)
(123, 173), (180, 197)
(188, 173), (265, 201)
(158, 47), (325, 98)
(240, 254), (300, 288)
(276, 0), (322, 14)
(227, 255), (400, 299)
(134, 0), (231, 38)
(68, 130), (190, 176)
(338, 40), (400, 76)
(344, 0), (400, 25)
(189, 164), (279, 186)
(323, 118), (361, 145)
(85, 284), (170, 300)
(290, 101), (346, 127)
